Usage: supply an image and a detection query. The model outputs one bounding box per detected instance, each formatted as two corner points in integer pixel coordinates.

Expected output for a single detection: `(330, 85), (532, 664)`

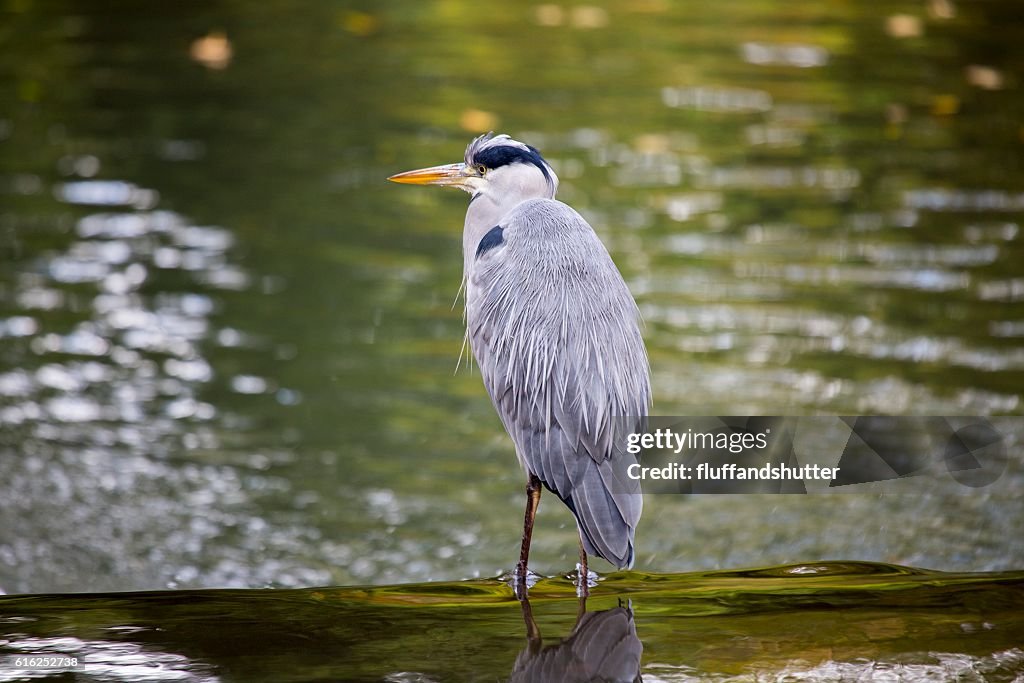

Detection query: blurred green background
(1, 0), (1022, 593)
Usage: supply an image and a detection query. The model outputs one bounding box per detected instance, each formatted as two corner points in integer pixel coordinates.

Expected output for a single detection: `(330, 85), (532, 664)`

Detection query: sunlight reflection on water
(0, 201), (322, 593)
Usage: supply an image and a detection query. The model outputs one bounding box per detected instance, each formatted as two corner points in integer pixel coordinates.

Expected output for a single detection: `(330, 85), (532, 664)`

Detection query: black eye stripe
(472, 145), (552, 186)
(474, 145), (538, 168)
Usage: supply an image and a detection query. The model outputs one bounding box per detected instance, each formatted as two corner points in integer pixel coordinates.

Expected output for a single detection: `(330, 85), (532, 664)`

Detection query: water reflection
(513, 598), (642, 683)
(645, 650), (1024, 682)
(0, 635), (214, 682)
(0, 563), (1020, 681)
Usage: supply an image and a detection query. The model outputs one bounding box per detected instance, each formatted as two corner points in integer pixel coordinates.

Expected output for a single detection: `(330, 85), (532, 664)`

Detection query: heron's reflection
(511, 597), (643, 682)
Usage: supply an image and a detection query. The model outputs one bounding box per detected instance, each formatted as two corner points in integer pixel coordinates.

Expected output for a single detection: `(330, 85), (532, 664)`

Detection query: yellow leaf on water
(190, 31), (232, 70)
(459, 109), (500, 133)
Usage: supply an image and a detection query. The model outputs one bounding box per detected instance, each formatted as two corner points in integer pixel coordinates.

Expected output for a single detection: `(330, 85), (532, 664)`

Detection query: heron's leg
(575, 594), (588, 624)
(514, 473), (542, 595)
(576, 532), (590, 597)
(520, 596), (542, 647)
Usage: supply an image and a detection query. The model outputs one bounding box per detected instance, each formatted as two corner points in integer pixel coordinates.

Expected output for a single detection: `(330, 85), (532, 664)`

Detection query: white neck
(461, 164), (556, 278)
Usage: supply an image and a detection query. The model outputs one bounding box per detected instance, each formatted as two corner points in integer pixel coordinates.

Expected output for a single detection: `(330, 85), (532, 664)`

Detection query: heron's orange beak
(387, 163), (471, 188)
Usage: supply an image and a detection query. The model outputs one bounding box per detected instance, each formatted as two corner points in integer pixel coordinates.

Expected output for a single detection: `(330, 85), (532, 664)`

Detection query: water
(1, 0), (1023, 677)
(0, 562), (1022, 682)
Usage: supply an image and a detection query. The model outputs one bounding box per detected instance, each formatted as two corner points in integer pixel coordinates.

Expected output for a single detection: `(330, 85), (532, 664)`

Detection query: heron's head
(388, 133), (558, 201)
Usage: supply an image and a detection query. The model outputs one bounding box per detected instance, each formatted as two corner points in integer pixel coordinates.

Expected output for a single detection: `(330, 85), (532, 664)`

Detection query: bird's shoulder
(500, 198), (592, 238)
(476, 198), (610, 280)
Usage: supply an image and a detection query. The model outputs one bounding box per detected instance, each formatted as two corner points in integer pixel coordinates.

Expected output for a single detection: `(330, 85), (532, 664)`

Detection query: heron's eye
(477, 164), (487, 175)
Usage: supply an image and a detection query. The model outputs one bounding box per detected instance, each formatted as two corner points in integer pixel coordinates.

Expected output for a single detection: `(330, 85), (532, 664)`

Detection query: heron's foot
(501, 566), (542, 599)
(570, 564), (598, 597)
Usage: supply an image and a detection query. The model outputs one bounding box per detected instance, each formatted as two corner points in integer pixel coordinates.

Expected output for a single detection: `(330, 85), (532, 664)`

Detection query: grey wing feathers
(466, 199), (649, 568)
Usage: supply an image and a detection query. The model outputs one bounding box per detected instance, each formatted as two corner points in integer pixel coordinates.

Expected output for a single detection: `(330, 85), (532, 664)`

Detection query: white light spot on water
(164, 358), (213, 383)
(662, 85), (773, 113)
(216, 327), (245, 347)
(742, 42), (829, 68)
(0, 316), (38, 337)
(56, 180), (159, 209)
(46, 396), (103, 422)
(231, 375), (268, 394)
(0, 370), (33, 396)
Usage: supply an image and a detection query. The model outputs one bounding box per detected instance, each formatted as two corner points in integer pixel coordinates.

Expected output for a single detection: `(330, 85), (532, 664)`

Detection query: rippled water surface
(1, 0), (1023, 612)
(1, 562), (1023, 682)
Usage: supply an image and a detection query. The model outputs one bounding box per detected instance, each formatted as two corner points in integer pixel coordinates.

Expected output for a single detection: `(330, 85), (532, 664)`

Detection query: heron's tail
(562, 456), (642, 569)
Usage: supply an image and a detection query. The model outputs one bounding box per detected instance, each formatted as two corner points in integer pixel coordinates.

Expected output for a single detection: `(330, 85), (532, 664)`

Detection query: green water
(1, 0), (1024, 678)
(1, 562), (1022, 681)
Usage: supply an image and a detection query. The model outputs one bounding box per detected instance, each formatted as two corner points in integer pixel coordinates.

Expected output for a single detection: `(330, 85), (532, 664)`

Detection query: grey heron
(389, 133), (650, 593)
